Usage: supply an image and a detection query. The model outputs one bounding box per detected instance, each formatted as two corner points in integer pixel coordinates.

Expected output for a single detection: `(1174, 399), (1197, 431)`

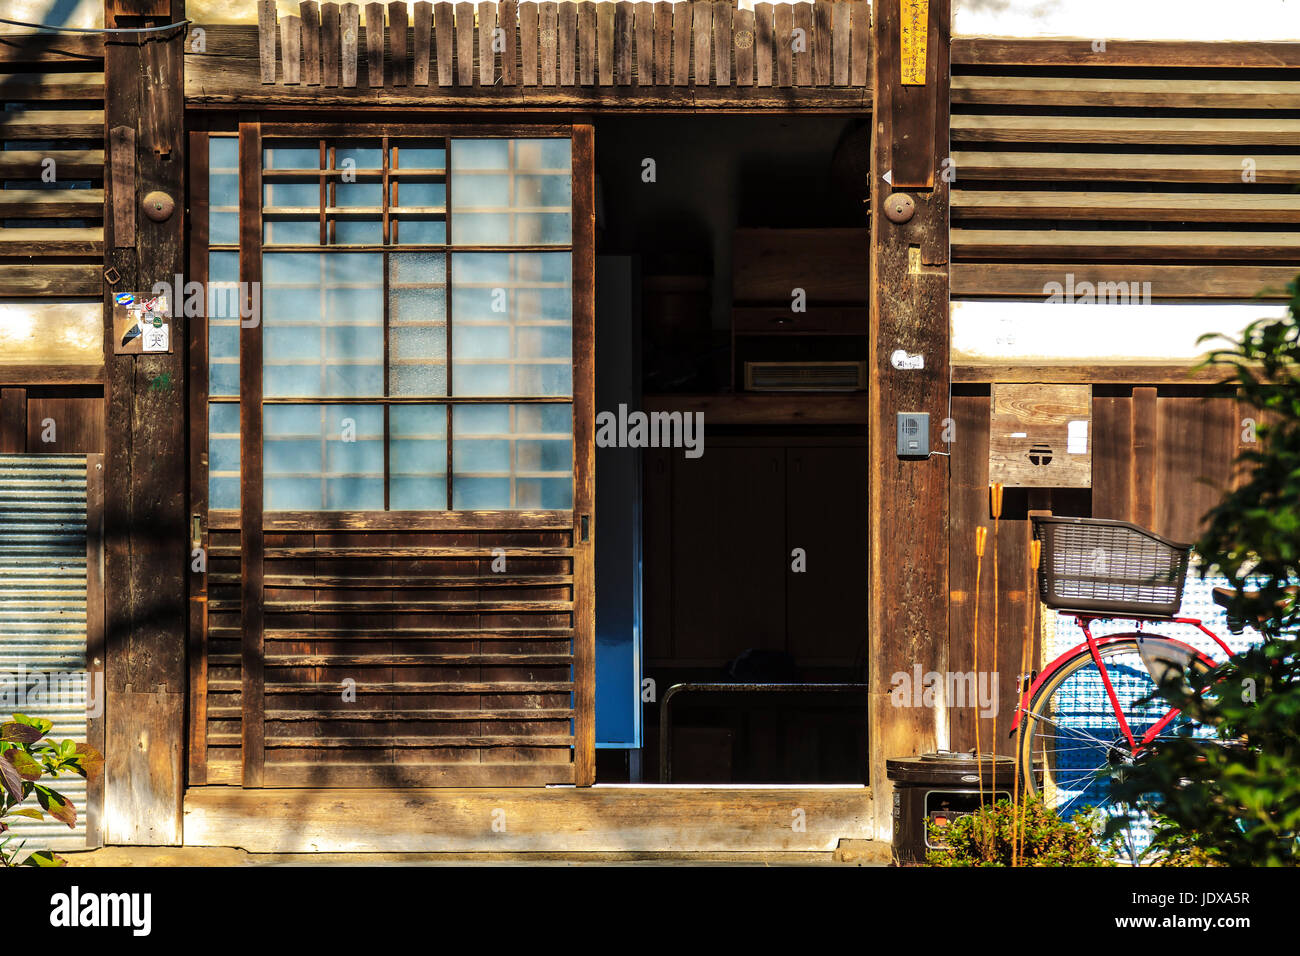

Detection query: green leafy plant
(1110, 276), (1300, 866)
(925, 797), (1116, 867)
(0, 713), (104, 867)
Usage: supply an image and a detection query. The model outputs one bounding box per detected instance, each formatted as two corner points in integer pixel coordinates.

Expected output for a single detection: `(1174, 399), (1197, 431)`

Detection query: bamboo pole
(989, 482), (1003, 859)
(972, 524), (988, 828)
(1012, 536), (1040, 867)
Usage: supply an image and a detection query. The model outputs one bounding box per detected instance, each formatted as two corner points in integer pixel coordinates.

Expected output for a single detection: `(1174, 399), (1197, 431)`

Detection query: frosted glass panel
(389, 253), (448, 396)
(390, 405), (448, 510)
(264, 142), (320, 169)
(208, 251), (241, 397)
(208, 403), (240, 511)
(264, 404), (384, 510)
(450, 138), (571, 245)
(451, 252), (572, 396)
(262, 252), (383, 397)
(452, 403), (572, 509)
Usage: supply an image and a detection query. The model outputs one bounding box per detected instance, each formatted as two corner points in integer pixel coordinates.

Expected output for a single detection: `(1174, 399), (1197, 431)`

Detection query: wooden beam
(869, 0), (951, 843)
(952, 38), (1300, 69)
(102, 0), (187, 846)
(952, 114), (1300, 146)
(183, 785), (874, 852)
(952, 364), (1230, 386)
(953, 190), (1300, 223)
(950, 264), (1300, 299)
(949, 151), (1300, 184)
(951, 228), (1300, 262)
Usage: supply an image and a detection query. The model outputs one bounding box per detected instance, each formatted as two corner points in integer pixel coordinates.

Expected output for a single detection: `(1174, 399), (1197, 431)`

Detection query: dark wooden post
(102, 0), (188, 844)
(868, 0), (952, 841)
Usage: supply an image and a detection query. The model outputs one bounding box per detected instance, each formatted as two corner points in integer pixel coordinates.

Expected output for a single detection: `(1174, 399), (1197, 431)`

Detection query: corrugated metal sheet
(0, 455), (88, 851)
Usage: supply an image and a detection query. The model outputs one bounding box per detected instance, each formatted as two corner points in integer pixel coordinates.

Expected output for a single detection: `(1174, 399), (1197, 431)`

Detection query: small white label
(1010, 432), (1028, 439)
(1067, 419), (1089, 455)
(142, 322), (170, 353)
(890, 349), (924, 370)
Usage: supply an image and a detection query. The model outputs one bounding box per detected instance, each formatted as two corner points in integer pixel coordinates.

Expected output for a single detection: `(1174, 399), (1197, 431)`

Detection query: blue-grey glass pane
(335, 146), (382, 170)
(451, 403), (572, 510)
(335, 182), (381, 207)
(390, 405), (447, 510)
(450, 138), (571, 245)
(395, 218), (447, 245)
(264, 218), (320, 245)
(264, 404), (384, 511)
(389, 253), (448, 396)
(394, 146), (446, 169)
(450, 252), (572, 396)
(264, 181), (318, 207)
(209, 170), (239, 245)
(208, 251), (241, 396)
(264, 143), (319, 169)
(395, 180), (446, 207)
(210, 212), (239, 246)
(210, 136), (239, 169)
(263, 252), (383, 397)
(208, 403), (240, 510)
(331, 218), (382, 244)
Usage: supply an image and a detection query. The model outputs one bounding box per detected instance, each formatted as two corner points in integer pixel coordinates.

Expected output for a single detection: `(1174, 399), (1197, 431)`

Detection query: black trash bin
(886, 752), (1017, 865)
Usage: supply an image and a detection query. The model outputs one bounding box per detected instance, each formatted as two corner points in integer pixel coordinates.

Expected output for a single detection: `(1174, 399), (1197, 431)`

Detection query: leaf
(10, 715), (52, 736)
(3, 748), (43, 783)
(6, 809), (43, 821)
(21, 850), (66, 867)
(72, 743), (104, 783)
(35, 787), (75, 829)
(0, 723), (42, 745)
(0, 757), (23, 802)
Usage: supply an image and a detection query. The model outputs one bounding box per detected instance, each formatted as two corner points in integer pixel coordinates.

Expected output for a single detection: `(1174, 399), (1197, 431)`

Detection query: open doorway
(591, 115), (870, 785)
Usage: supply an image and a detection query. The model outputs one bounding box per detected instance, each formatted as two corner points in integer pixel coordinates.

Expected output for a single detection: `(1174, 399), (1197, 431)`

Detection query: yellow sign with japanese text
(900, 0), (929, 85)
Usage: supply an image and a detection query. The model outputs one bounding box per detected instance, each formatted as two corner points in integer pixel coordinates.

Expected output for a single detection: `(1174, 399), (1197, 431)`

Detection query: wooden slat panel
(579, 0), (597, 84)
(456, 1), (475, 85)
(597, 1), (615, 85)
(691, 1), (710, 85)
(734, 7), (754, 87)
(849, 1), (867, 87)
(341, 3), (360, 87)
(109, 125), (133, 247)
(301, 1), (322, 85)
(365, 3), (385, 86)
(0, 189), (105, 217)
(283, 16), (302, 85)
(560, 1), (578, 85)
(0, 72), (105, 100)
(0, 265), (101, 297)
(952, 189), (1300, 223)
(653, 1), (672, 84)
(0, 228), (103, 256)
(952, 75), (1300, 109)
(754, 2), (773, 87)
(322, 2), (341, 86)
(480, 1), (498, 85)
(635, 1), (654, 85)
(671, 0), (691, 86)
(540, 1), (559, 86)
(500, 0), (518, 84)
(950, 150), (1300, 184)
(520, 1), (540, 85)
(435, 2), (455, 85)
(414, 1), (433, 84)
(951, 228), (1300, 261)
(773, 2), (792, 87)
(259, 0), (278, 83)
(952, 38), (1300, 69)
(712, 0), (731, 87)
(952, 114), (1300, 146)
(0, 110), (104, 140)
(813, 0), (832, 86)
(0, 34), (104, 64)
(389, 2), (409, 85)
(792, 2), (812, 86)
(950, 263), (1299, 299)
(613, 1), (633, 84)
(0, 149), (103, 179)
(831, 1), (849, 86)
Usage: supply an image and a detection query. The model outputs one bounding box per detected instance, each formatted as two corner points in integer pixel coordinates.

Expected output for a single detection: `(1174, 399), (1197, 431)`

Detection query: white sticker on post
(1067, 420), (1089, 455)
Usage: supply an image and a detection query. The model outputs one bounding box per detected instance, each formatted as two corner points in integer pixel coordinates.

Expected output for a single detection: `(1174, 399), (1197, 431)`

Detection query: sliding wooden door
(189, 120), (594, 788)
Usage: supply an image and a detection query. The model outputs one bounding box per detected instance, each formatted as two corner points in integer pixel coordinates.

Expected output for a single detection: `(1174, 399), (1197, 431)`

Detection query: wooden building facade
(0, 0), (1296, 854)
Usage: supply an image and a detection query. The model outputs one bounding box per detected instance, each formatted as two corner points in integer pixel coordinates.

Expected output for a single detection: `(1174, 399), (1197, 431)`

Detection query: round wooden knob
(142, 191), (175, 222)
(883, 192), (915, 224)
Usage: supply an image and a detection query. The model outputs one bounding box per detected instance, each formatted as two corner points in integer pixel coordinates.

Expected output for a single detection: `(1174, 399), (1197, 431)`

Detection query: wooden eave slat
(951, 228), (1300, 260)
(951, 38), (1300, 69)
(0, 189), (105, 217)
(949, 150), (1300, 184)
(952, 190), (1300, 222)
(951, 75), (1300, 108)
(950, 263), (1299, 298)
(0, 110), (105, 140)
(951, 114), (1300, 145)
(0, 72), (105, 100)
(0, 149), (104, 178)
(0, 264), (102, 296)
(0, 228), (104, 257)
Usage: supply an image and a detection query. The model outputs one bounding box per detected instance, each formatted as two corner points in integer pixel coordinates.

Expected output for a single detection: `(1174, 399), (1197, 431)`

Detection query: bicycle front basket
(1030, 516), (1192, 617)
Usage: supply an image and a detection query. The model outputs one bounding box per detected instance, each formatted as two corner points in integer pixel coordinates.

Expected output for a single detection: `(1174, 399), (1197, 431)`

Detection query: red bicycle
(1013, 517), (1241, 836)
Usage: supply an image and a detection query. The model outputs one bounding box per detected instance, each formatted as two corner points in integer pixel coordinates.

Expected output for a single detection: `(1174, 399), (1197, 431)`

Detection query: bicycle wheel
(1016, 635), (1213, 835)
